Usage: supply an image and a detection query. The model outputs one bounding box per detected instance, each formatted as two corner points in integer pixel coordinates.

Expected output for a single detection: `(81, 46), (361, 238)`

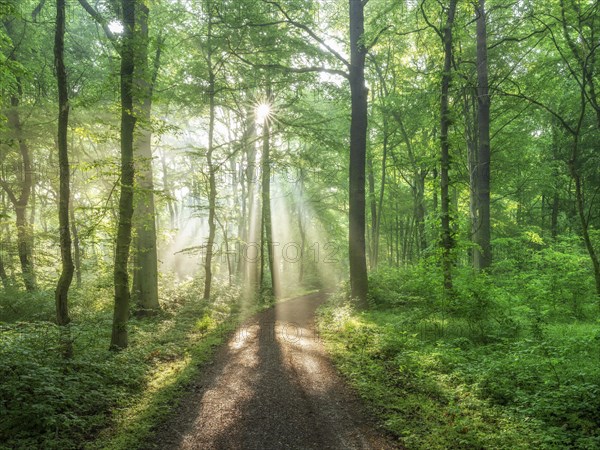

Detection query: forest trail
(147, 292), (397, 450)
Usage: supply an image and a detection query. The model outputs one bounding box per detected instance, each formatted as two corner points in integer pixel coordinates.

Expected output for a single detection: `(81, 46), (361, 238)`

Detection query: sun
(255, 102), (272, 125)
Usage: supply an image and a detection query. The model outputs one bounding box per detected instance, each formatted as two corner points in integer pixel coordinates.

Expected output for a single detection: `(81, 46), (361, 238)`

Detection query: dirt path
(147, 292), (398, 450)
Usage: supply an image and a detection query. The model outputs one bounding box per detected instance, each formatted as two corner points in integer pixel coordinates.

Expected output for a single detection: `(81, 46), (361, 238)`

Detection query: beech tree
(348, 0), (368, 304)
(54, 0), (73, 330)
(473, 0), (492, 270)
(111, 0), (137, 350)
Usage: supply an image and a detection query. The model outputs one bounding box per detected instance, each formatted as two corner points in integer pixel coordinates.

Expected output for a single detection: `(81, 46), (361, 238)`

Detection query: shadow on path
(146, 293), (397, 450)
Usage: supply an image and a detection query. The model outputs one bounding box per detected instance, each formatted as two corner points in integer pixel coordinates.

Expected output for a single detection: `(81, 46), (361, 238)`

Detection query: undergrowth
(0, 275), (257, 450)
(318, 237), (600, 449)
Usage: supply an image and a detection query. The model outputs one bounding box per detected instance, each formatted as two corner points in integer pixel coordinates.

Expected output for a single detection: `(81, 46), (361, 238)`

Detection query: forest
(1, 0), (600, 448)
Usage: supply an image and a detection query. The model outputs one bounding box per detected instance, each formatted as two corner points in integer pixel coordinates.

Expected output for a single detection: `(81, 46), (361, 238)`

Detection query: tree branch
(77, 0), (120, 52)
(0, 180), (18, 206)
(231, 49), (349, 79)
(262, 0), (350, 68)
(488, 27), (546, 50)
(366, 25), (392, 53)
(492, 86), (575, 135)
(420, 0), (443, 40)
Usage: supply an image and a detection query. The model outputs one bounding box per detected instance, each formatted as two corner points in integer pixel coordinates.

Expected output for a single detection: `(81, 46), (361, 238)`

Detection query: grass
(317, 296), (600, 450)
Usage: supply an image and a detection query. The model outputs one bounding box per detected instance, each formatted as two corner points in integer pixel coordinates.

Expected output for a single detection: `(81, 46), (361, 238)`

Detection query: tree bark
(111, 0), (136, 351)
(70, 200), (82, 288)
(348, 0), (368, 305)
(203, 55), (217, 301)
(260, 86), (277, 299)
(465, 89), (478, 263)
(440, 0), (457, 291)
(474, 0), (492, 270)
(54, 0), (73, 332)
(367, 154), (376, 268)
(132, 3), (160, 314)
(244, 109), (259, 290)
(570, 159), (600, 300)
(1, 22), (36, 292)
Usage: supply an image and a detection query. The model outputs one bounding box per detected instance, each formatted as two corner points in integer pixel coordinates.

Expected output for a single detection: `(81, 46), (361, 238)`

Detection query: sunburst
(255, 102), (273, 125)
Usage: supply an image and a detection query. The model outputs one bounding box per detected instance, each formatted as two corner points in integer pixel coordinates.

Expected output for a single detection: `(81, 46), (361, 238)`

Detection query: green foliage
(0, 279), (249, 450)
(318, 305), (547, 449)
(321, 242), (600, 449)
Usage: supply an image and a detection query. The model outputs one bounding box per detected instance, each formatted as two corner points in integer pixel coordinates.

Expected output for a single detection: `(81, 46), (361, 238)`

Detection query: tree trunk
(111, 0), (136, 351)
(367, 154), (376, 268)
(415, 171), (427, 253)
(570, 162), (600, 300)
(203, 69), (217, 301)
(297, 203), (306, 284)
(260, 87), (277, 299)
(373, 129), (388, 268)
(3, 100), (36, 290)
(14, 206), (35, 291)
(244, 110), (259, 290)
(70, 200), (82, 288)
(0, 201), (8, 288)
(54, 0), (73, 332)
(550, 193), (559, 239)
(161, 152), (176, 229)
(348, 0), (368, 305)
(440, 0), (457, 291)
(2, 21), (37, 292)
(474, 0), (492, 270)
(132, 3), (160, 314)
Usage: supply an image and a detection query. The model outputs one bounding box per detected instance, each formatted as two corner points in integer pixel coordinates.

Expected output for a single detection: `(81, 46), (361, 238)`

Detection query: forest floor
(145, 292), (397, 450)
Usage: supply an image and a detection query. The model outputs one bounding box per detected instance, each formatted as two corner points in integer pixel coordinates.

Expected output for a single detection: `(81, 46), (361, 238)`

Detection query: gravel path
(147, 292), (398, 450)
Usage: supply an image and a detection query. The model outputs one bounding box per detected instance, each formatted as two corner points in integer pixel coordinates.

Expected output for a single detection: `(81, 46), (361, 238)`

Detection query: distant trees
(1, 0), (600, 347)
(2, 18), (37, 292)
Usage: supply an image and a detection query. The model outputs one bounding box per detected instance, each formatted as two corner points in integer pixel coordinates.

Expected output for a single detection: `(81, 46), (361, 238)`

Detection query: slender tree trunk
(0, 256), (7, 288)
(260, 86), (277, 298)
(550, 124), (560, 239)
(551, 193), (559, 239)
(371, 59), (390, 268)
(440, 0), (457, 291)
(203, 68), (217, 300)
(367, 154), (376, 268)
(132, 3), (160, 313)
(111, 0), (136, 351)
(161, 152), (176, 229)
(53, 0), (73, 359)
(14, 206), (35, 291)
(432, 167), (438, 213)
(54, 0), (73, 332)
(298, 205), (306, 284)
(0, 200), (8, 287)
(237, 148), (247, 277)
(373, 131), (388, 268)
(3, 103), (36, 290)
(474, 0), (492, 270)
(570, 162), (600, 299)
(222, 220), (233, 286)
(415, 171), (427, 252)
(392, 109), (426, 255)
(2, 22), (36, 292)
(69, 201), (82, 288)
(245, 110), (259, 290)
(348, 0), (368, 305)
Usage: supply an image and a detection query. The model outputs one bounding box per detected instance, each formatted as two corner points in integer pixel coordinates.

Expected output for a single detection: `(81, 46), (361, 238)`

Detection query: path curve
(147, 292), (398, 450)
